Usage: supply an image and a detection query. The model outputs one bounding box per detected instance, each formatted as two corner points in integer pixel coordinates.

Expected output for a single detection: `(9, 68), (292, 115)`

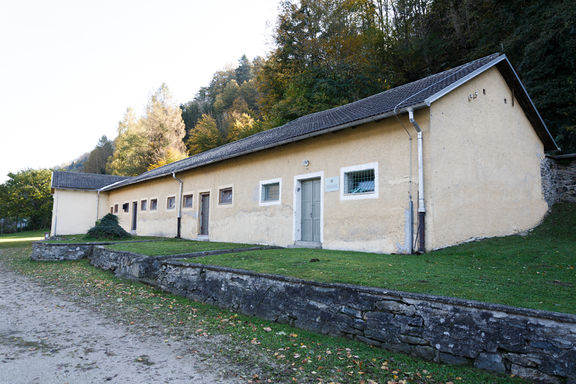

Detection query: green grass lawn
(0, 247), (524, 383)
(190, 203), (576, 314)
(45, 234), (165, 243)
(0, 230), (46, 249)
(106, 238), (257, 256)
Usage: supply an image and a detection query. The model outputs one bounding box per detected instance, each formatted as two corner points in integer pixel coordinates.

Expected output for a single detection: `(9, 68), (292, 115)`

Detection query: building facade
(52, 54), (558, 253)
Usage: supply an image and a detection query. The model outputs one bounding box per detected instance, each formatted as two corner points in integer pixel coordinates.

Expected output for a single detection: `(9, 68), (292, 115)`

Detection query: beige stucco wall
(51, 189), (99, 236)
(426, 67), (548, 249)
(102, 115), (425, 254)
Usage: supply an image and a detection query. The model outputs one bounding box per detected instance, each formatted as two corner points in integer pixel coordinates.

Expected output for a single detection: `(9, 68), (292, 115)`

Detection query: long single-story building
(51, 53), (559, 253)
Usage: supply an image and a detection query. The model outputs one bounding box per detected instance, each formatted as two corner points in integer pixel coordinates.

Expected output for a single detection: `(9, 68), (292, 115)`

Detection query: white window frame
(140, 199), (148, 212)
(122, 201), (130, 213)
(259, 178), (282, 206)
(340, 162), (379, 201)
(182, 192), (194, 209)
(149, 197), (159, 212)
(166, 195), (176, 211)
(217, 185), (234, 207)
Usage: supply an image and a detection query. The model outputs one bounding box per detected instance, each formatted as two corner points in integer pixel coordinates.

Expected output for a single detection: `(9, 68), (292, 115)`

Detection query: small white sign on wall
(325, 176), (339, 192)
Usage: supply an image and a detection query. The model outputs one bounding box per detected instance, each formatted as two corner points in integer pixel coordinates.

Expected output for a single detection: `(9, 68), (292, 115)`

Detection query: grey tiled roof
(101, 53), (557, 191)
(51, 171), (130, 190)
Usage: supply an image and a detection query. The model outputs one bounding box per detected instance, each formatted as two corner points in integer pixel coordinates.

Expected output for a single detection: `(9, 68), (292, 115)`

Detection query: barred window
(341, 163), (378, 200)
(262, 182), (279, 202)
(259, 178), (282, 206)
(344, 169), (375, 194)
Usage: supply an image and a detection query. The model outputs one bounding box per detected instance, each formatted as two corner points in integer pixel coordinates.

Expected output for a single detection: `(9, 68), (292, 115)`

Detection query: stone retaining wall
(155, 261), (576, 383)
(33, 244), (576, 383)
(89, 247), (164, 284)
(31, 242), (95, 261)
(30, 240), (157, 261)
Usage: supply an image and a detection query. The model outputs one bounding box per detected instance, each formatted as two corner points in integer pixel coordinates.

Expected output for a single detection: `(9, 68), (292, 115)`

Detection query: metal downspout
(172, 172), (183, 238)
(53, 190), (58, 237)
(96, 190), (100, 224)
(408, 109), (426, 253)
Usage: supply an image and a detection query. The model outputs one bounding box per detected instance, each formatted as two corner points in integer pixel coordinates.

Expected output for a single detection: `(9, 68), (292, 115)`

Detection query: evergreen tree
(83, 135), (114, 174)
(235, 54), (253, 84)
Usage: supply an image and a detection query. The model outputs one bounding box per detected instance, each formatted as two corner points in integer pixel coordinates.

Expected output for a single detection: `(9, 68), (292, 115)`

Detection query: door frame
(293, 171), (324, 243)
(198, 191), (210, 237)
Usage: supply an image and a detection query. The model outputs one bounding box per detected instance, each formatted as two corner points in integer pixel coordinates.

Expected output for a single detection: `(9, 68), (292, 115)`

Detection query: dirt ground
(0, 264), (239, 384)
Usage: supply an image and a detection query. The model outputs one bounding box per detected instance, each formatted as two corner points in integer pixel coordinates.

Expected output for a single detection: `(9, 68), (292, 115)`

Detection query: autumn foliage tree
(78, 0), (574, 174)
(107, 84), (188, 175)
(184, 56), (264, 155)
(143, 83), (188, 170)
(107, 108), (149, 176)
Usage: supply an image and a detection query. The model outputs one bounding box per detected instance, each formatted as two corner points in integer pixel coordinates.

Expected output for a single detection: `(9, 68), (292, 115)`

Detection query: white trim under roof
(424, 55), (507, 106)
(98, 178), (129, 192)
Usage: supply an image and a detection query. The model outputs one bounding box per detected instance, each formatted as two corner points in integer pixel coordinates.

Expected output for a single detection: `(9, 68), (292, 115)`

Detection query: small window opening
(219, 188), (233, 205)
(183, 194), (193, 208)
(167, 196), (176, 210)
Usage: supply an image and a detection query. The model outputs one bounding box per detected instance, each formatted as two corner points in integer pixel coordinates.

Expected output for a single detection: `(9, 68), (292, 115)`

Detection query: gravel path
(0, 264), (238, 384)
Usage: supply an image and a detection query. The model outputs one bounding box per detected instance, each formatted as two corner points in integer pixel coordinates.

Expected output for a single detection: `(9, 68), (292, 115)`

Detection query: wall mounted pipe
(172, 172), (183, 238)
(96, 190), (100, 226)
(408, 109), (426, 253)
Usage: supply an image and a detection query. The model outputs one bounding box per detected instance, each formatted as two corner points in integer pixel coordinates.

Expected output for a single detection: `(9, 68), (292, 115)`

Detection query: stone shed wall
(541, 155), (576, 206)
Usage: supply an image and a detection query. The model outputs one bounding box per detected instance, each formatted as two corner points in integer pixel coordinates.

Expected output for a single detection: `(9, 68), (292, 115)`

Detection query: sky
(0, 0), (280, 182)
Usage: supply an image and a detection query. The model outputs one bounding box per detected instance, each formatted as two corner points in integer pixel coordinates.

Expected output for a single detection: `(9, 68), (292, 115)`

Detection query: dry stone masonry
(31, 243), (576, 383)
(156, 261), (576, 384)
(30, 242), (95, 261)
(541, 155), (576, 206)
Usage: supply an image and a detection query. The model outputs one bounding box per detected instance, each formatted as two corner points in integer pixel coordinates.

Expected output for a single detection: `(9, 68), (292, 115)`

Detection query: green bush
(85, 214), (132, 240)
